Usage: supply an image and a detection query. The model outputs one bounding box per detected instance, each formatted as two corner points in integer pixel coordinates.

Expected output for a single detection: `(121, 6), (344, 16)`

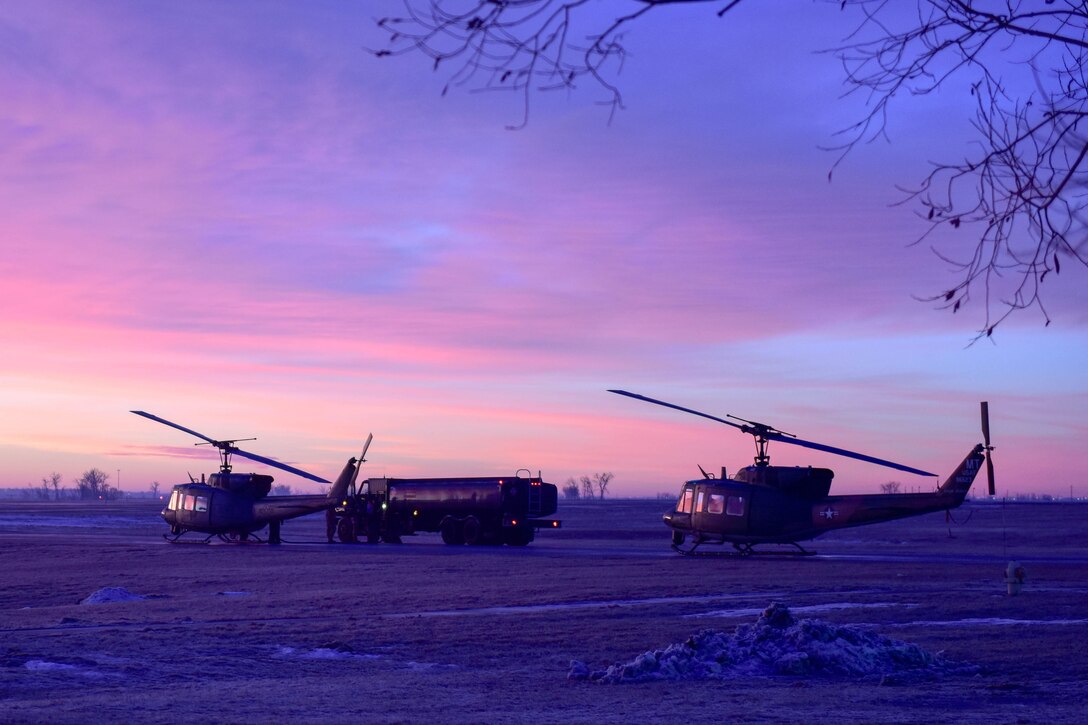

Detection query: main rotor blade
(608, 390), (746, 431)
(230, 448), (330, 483)
(609, 390), (935, 476)
(131, 411), (218, 445)
(132, 410), (329, 483)
(763, 431), (937, 477)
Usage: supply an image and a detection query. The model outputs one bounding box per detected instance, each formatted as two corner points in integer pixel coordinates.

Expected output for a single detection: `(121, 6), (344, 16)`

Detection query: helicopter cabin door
(171, 486), (213, 531)
(692, 484), (749, 536)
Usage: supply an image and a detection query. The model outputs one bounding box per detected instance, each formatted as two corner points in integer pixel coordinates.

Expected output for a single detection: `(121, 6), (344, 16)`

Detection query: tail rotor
(981, 401), (995, 496)
(351, 433), (374, 489)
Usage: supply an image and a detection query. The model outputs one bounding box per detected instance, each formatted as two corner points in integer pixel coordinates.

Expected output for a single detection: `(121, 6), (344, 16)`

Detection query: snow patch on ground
(688, 601), (908, 619)
(402, 661), (458, 671)
(385, 591), (811, 618)
(570, 602), (977, 683)
(272, 643), (456, 671)
(79, 587), (147, 605)
(886, 617), (1088, 627)
(274, 643), (380, 661)
(24, 660), (78, 672)
(23, 659), (116, 679)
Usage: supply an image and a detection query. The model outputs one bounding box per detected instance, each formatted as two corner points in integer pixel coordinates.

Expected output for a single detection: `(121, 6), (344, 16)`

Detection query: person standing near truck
(325, 506), (337, 543)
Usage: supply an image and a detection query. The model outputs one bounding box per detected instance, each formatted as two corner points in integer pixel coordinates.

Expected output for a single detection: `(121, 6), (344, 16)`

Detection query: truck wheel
(461, 516), (482, 546)
(337, 517), (357, 543)
(440, 517), (464, 545)
(503, 527), (534, 546)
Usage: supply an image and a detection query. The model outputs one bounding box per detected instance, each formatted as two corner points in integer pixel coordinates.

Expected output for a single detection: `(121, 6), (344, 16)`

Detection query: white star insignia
(820, 507), (837, 520)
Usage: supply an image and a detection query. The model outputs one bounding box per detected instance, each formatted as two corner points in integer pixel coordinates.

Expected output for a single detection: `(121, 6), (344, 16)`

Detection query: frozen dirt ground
(0, 498), (1086, 724)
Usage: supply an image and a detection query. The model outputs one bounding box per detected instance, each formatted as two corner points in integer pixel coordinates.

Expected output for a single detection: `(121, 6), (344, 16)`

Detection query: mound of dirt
(79, 587), (147, 605)
(569, 601), (976, 683)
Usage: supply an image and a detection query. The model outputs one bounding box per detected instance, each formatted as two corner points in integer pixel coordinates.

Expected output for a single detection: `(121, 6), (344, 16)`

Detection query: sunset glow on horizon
(2, 2), (1084, 498)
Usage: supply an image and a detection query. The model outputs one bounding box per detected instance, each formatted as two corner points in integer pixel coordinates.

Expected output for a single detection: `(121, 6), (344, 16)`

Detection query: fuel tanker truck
(328, 471), (560, 546)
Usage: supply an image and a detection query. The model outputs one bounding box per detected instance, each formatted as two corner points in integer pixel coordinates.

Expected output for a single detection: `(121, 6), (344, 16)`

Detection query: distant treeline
(0, 475), (296, 502)
(562, 473), (613, 500)
(2, 487), (123, 501)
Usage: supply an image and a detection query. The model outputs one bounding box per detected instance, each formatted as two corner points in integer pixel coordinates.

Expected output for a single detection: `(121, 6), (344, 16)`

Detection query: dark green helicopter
(610, 391), (994, 555)
(133, 411), (371, 544)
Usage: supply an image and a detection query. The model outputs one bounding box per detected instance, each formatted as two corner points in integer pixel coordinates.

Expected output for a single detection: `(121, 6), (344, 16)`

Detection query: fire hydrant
(1005, 560), (1025, 596)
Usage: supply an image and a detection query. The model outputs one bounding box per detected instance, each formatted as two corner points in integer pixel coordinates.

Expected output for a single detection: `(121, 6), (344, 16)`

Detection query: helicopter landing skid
(162, 530), (213, 544)
(162, 531), (265, 544)
(671, 539), (816, 557)
(217, 532), (265, 544)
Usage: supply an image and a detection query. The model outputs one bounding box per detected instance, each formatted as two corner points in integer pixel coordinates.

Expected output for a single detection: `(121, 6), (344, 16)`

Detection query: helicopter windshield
(677, 487), (694, 514)
(166, 491), (209, 512)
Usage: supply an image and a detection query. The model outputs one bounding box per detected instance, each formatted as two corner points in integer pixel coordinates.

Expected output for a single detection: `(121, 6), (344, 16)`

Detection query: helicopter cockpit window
(695, 491), (705, 513)
(182, 494), (196, 511)
(168, 490), (179, 510)
(679, 487), (694, 514)
(726, 495), (746, 517)
(707, 494), (725, 514)
(194, 496), (209, 512)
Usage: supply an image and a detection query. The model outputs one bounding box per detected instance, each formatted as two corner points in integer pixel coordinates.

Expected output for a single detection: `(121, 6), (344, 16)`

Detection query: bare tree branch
(833, 1), (1088, 340)
(372, 1), (1088, 339)
(372, 1), (737, 128)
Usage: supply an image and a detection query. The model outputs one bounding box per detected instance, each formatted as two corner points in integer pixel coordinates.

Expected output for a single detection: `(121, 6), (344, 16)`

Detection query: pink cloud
(0, 2), (1083, 498)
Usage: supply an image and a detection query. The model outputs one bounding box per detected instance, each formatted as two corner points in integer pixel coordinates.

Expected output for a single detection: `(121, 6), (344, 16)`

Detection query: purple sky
(1, 1), (1084, 497)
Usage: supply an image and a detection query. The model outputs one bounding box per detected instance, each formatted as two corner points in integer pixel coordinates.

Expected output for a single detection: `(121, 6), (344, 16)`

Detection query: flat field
(0, 498), (1086, 724)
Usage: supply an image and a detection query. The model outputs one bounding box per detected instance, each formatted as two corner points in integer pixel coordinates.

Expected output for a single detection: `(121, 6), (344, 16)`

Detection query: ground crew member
(326, 506), (337, 543)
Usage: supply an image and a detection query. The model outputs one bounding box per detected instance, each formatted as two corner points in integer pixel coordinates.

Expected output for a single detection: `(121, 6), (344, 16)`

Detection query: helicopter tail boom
(936, 444), (986, 503)
(327, 434), (373, 501)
